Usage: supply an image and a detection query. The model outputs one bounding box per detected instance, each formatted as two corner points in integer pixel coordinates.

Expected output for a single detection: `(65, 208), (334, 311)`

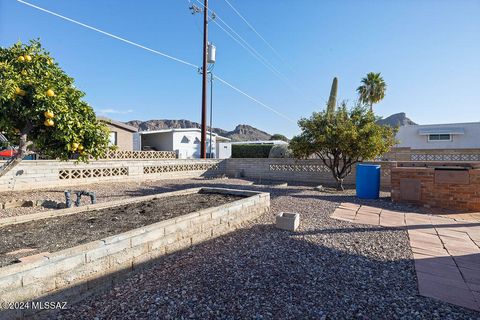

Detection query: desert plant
(268, 144), (293, 158)
(0, 40), (111, 177)
(290, 104), (396, 190)
(326, 77), (338, 114)
(231, 144), (273, 158)
(356, 72), (386, 108)
(269, 134), (289, 142)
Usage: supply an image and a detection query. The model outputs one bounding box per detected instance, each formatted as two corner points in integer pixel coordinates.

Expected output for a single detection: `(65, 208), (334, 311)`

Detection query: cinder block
(7, 278), (56, 302)
(0, 273), (23, 292)
(191, 230), (213, 245)
(55, 256), (110, 288)
(211, 208), (229, 219)
(164, 220), (191, 235)
(212, 224), (231, 237)
(150, 233), (177, 251)
(86, 238), (130, 262)
(165, 238), (191, 253)
(275, 212), (300, 231)
(131, 229), (165, 247)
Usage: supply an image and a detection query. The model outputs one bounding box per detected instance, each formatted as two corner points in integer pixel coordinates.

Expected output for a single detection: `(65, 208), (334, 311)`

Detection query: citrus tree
(290, 104), (396, 190)
(0, 40), (111, 177)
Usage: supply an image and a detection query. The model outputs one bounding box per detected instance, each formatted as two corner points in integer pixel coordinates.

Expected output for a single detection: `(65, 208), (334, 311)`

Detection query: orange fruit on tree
(24, 55), (32, 62)
(77, 144), (84, 151)
(71, 142), (79, 150)
(44, 119), (54, 127)
(46, 89), (55, 97)
(17, 56), (25, 62)
(15, 87), (26, 96)
(44, 110), (54, 119)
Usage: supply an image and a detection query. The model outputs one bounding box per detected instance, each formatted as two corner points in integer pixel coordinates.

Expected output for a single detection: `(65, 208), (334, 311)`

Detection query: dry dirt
(0, 192), (243, 267)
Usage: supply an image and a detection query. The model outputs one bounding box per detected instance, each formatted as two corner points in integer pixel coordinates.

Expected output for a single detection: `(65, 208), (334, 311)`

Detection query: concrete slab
(330, 203), (480, 312)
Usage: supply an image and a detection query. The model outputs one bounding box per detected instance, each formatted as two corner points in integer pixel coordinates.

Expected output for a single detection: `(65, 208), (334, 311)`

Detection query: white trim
(138, 128), (231, 141)
(418, 127), (465, 135)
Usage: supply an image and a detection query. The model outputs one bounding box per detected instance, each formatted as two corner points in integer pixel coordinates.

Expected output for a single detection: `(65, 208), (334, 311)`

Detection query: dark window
(428, 134), (451, 141)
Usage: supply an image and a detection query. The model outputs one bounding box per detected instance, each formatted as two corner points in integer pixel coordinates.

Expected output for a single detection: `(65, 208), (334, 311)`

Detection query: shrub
(231, 144), (273, 158)
(268, 144), (293, 158)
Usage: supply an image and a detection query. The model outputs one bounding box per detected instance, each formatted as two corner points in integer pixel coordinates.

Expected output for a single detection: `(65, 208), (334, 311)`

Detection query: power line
(194, 0), (319, 106)
(17, 0), (199, 69)
(192, 0), (289, 84)
(16, 0), (296, 126)
(214, 75), (296, 124)
(222, 0), (291, 69)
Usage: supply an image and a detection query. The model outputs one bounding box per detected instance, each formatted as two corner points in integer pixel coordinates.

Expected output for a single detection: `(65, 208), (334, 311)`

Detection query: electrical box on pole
(207, 43), (216, 64)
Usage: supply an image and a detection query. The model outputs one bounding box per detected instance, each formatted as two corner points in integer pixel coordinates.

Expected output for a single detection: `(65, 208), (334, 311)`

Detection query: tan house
(98, 116), (138, 151)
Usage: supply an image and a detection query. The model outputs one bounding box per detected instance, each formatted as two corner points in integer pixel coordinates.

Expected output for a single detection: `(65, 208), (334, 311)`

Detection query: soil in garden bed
(0, 192), (244, 267)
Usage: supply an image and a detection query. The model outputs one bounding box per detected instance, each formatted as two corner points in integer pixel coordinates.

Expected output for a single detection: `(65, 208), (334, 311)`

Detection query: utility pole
(200, 0), (208, 159)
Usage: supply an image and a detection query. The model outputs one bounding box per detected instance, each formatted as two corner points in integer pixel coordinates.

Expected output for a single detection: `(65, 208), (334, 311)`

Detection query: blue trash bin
(356, 164), (381, 199)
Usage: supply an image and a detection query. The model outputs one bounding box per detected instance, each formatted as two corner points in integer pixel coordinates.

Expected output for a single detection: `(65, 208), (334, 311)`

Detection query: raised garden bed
(0, 192), (243, 267)
(0, 187), (270, 319)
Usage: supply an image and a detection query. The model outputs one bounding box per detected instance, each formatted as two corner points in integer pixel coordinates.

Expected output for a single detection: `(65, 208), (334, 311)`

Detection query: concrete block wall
(0, 188), (270, 319)
(224, 159), (395, 189)
(383, 147), (480, 162)
(0, 159), (223, 192)
(0, 158), (397, 192)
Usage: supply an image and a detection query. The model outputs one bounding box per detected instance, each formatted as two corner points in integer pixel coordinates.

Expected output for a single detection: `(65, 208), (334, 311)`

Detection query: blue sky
(1, 0), (479, 137)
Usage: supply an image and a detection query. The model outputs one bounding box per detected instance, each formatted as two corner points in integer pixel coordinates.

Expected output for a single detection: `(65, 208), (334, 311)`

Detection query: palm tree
(356, 72), (386, 109)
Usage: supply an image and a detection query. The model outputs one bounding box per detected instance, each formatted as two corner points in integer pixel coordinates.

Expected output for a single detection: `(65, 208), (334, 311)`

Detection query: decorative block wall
(224, 159), (395, 189)
(0, 159), (222, 192)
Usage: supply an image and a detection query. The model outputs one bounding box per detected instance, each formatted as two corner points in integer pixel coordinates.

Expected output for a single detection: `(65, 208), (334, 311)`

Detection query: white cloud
(97, 108), (133, 115)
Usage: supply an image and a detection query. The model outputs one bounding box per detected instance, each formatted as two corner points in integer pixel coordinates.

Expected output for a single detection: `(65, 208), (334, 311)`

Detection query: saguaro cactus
(327, 77), (338, 114)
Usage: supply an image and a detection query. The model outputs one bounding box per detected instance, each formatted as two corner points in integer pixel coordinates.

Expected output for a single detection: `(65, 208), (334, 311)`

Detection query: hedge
(231, 144), (273, 158)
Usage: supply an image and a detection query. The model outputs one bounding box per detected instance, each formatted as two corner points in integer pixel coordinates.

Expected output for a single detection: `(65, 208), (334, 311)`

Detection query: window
(428, 134), (451, 141)
(181, 136), (190, 144)
(109, 132), (117, 145)
(194, 137), (200, 144)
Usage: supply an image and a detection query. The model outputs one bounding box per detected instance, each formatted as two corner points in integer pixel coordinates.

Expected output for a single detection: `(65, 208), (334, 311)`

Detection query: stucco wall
(396, 123), (480, 150)
(104, 123), (134, 151)
(172, 131), (216, 159)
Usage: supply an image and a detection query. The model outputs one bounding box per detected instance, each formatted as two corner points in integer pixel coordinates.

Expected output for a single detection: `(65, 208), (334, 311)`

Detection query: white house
(134, 128), (231, 159)
(395, 122), (480, 150)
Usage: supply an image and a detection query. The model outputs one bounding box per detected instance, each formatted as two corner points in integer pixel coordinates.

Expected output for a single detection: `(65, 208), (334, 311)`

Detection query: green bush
(232, 144), (273, 158)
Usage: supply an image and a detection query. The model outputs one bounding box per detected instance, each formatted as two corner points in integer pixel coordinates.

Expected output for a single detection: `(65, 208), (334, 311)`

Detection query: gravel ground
(20, 178), (475, 319)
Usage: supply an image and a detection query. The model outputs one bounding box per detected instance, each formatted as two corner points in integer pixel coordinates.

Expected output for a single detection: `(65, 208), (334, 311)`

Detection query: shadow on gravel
(28, 222), (479, 319)
(296, 223), (480, 235)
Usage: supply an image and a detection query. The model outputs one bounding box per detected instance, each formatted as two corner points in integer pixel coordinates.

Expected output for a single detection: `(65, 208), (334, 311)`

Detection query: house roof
(230, 140), (288, 145)
(418, 127), (465, 135)
(97, 116), (138, 133)
(138, 128), (231, 141)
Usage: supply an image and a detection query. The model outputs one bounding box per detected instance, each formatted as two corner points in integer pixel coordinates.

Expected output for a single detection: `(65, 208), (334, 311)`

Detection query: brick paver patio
(331, 203), (480, 312)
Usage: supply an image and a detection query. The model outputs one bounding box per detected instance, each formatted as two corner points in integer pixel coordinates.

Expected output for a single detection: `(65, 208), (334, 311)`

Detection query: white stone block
(275, 212), (300, 231)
